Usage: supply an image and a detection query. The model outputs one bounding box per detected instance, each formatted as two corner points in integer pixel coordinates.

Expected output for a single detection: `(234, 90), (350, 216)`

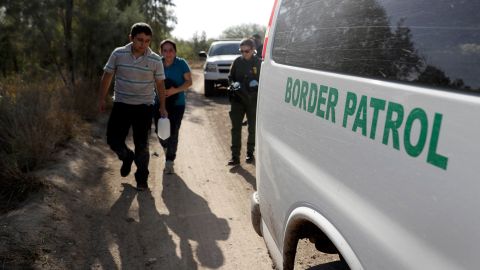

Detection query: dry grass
(189, 60), (205, 69)
(72, 80), (101, 121)
(0, 245), (37, 270)
(0, 76), (92, 213)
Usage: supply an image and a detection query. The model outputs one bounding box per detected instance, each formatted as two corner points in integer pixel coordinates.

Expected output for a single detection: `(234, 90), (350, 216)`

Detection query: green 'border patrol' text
(284, 77), (448, 170)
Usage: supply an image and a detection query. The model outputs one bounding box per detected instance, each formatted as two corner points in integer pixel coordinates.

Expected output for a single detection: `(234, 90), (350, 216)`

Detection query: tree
(64, 0), (74, 86)
(416, 65), (451, 87)
(0, 0), (177, 82)
(140, 0), (176, 50)
(220, 23), (266, 39)
(192, 31), (208, 53)
(383, 19), (422, 80)
(75, 0), (144, 79)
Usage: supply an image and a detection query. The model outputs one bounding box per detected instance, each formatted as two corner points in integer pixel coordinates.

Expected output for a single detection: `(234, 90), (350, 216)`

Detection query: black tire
(204, 80), (215, 97)
(251, 193), (262, 236)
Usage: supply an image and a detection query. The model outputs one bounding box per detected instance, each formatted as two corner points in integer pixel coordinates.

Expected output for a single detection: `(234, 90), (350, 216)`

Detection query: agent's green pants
(229, 94), (257, 159)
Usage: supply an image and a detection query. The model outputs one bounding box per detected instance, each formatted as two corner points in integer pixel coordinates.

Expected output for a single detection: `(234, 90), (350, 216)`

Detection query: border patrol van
(251, 0), (480, 269)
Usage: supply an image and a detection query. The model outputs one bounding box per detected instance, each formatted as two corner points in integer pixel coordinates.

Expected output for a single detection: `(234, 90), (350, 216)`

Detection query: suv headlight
(205, 63), (217, 72)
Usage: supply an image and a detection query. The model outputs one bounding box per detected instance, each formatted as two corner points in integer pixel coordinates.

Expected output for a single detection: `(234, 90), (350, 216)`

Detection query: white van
(251, 1), (480, 269)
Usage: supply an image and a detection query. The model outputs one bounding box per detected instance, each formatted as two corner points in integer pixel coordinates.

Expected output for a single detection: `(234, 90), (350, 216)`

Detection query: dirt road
(1, 69), (340, 270)
(1, 69), (274, 270)
(89, 69), (273, 269)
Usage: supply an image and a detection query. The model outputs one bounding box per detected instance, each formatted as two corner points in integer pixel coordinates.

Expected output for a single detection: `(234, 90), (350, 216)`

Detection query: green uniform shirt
(228, 55), (262, 95)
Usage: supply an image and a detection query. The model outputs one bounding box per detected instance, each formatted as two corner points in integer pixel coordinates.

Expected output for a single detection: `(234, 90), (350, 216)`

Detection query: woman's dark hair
(130, 22), (152, 37)
(160, 39), (177, 52)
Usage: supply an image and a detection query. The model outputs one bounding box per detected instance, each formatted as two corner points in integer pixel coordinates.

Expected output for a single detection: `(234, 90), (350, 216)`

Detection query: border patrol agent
(227, 38), (262, 165)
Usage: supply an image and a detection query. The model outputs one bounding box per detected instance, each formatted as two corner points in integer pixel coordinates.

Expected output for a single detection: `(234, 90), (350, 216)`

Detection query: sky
(170, 0), (275, 40)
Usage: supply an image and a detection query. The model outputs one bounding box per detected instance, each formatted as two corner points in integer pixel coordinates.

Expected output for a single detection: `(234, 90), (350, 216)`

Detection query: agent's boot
(246, 152), (255, 164)
(164, 160), (175, 174)
(227, 157), (240, 166)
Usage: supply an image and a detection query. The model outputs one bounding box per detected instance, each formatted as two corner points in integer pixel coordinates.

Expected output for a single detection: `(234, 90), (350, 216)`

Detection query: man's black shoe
(227, 158), (240, 166)
(246, 153), (255, 164)
(120, 152), (135, 177)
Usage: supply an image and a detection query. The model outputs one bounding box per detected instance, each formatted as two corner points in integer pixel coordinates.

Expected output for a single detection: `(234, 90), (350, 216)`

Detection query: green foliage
(0, 1), (266, 210)
(74, 0), (144, 79)
(172, 25), (269, 64)
(220, 23), (266, 39)
(0, 1), (266, 78)
(0, 0), (176, 79)
(0, 0), (177, 210)
(141, 0), (175, 49)
(174, 31), (209, 62)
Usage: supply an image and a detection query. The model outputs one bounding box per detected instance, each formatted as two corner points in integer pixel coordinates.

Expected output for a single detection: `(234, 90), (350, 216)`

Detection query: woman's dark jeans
(154, 103), (185, 162)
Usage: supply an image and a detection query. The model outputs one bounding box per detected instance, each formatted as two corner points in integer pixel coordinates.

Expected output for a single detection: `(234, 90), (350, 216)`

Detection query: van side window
(272, 0), (480, 93)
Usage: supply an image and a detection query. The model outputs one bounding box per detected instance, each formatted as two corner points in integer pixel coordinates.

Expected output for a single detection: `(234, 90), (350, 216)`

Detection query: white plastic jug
(157, 117), (170, 140)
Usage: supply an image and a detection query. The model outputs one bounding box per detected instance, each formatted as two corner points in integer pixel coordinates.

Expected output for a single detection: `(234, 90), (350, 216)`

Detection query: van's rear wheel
(291, 239), (350, 270)
(204, 80), (215, 97)
(251, 192), (262, 236)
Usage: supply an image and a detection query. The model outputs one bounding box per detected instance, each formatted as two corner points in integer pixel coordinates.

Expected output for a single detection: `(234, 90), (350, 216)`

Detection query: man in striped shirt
(98, 22), (167, 191)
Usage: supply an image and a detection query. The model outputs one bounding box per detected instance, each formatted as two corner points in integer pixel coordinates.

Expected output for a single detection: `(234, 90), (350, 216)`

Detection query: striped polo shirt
(104, 43), (165, 105)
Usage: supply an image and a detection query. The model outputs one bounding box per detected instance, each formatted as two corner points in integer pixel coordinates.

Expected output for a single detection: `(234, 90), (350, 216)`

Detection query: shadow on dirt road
(161, 174), (230, 269)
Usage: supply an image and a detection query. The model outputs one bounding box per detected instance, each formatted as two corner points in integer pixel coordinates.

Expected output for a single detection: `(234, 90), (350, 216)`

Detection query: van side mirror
(198, 51), (207, 58)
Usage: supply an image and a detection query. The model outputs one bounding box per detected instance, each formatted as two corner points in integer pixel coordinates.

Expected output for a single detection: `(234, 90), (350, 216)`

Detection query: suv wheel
(204, 80), (215, 97)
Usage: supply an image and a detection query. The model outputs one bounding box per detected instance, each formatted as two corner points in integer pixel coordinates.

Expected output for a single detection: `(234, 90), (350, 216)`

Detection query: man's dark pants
(107, 102), (153, 185)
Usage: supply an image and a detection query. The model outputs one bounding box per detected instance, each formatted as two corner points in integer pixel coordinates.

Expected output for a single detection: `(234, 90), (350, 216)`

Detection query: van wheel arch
(283, 219), (343, 269)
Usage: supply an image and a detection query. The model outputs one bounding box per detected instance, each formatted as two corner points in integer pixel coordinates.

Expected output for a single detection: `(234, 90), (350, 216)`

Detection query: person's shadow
(229, 165), (257, 190)
(136, 185), (183, 269)
(101, 183), (182, 269)
(96, 182), (140, 269)
(161, 174), (230, 269)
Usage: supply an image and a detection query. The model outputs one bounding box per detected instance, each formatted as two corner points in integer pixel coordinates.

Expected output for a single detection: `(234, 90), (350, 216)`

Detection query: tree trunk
(64, 0), (75, 87)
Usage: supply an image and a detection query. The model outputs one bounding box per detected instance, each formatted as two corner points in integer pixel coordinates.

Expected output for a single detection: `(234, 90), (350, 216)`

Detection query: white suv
(199, 40), (241, 96)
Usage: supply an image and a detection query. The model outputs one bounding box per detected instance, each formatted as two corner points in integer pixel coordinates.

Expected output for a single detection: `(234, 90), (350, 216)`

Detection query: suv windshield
(209, 43), (241, 56)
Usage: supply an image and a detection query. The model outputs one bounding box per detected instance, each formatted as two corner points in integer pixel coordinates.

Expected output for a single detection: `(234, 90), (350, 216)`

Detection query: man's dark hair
(130, 22), (153, 37)
(160, 39), (177, 52)
(240, 38), (255, 49)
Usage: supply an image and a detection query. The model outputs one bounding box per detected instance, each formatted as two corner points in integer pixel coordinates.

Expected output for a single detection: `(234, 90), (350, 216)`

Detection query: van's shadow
(306, 260), (350, 270)
(161, 174), (230, 269)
